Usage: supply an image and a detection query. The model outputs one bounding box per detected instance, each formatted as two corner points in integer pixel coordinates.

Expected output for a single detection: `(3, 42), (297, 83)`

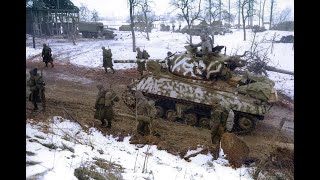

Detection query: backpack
(142, 50), (150, 59)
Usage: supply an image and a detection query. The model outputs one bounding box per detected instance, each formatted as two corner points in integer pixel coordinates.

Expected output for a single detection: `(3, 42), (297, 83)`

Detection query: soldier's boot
(33, 103), (39, 111)
(104, 68), (108, 73)
(45, 62), (48, 67)
(107, 119), (112, 128)
(51, 62), (54, 68)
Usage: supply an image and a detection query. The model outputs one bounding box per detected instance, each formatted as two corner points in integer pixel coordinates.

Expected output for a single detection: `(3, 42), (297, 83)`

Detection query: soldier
(94, 84), (119, 128)
(102, 46), (115, 74)
(135, 91), (157, 136)
(136, 47), (146, 76)
(190, 33), (212, 57)
(210, 98), (234, 159)
(42, 43), (54, 67)
(27, 68), (46, 111)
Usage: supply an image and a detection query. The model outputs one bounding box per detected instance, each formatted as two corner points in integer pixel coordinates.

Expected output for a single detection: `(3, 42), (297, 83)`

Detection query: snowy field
(26, 29), (294, 99)
(26, 117), (254, 180)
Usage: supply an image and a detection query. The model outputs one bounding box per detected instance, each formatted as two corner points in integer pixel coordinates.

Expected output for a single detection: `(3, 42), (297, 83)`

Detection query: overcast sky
(71, 0), (294, 20)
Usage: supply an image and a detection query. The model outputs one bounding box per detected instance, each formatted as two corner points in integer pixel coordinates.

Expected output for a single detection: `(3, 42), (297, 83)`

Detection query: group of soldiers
(100, 46), (151, 76)
(27, 43), (53, 112)
(92, 84), (155, 136)
(27, 36), (235, 159)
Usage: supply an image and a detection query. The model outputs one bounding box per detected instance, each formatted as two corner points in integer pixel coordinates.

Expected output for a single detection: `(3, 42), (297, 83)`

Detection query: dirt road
(26, 59), (294, 162)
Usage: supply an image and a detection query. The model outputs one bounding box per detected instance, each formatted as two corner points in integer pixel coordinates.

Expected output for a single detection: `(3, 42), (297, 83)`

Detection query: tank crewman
(42, 43), (54, 67)
(27, 68), (46, 111)
(102, 46), (115, 74)
(94, 84), (119, 128)
(136, 47), (146, 76)
(135, 91), (157, 136)
(190, 33), (212, 56)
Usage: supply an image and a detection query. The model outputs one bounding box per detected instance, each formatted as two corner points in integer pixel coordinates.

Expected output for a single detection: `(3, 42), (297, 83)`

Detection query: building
(26, 0), (79, 36)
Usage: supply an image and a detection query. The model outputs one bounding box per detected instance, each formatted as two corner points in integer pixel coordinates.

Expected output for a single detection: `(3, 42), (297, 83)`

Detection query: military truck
(119, 45), (278, 133)
(119, 25), (131, 31)
(78, 22), (116, 39)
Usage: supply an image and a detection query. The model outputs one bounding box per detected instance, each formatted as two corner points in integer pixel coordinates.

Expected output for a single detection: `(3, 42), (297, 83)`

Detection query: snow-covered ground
(26, 29), (294, 99)
(26, 117), (254, 180)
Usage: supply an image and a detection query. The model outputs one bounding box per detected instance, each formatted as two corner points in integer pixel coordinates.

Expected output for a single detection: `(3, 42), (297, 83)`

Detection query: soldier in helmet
(94, 84), (119, 128)
(190, 33), (212, 57)
(135, 91), (157, 136)
(210, 98), (234, 143)
(42, 43), (54, 67)
(136, 47), (146, 76)
(27, 67), (46, 111)
(102, 46), (115, 74)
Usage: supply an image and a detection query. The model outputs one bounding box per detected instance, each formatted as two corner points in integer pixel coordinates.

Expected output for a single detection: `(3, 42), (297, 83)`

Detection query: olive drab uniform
(210, 104), (230, 144)
(94, 86), (119, 128)
(102, 47), (115, 74)
(42, 44), (54, 67)
(27, 68), (46, 111)
(136, 48), (149, 76)
(135, 91), (157, 136)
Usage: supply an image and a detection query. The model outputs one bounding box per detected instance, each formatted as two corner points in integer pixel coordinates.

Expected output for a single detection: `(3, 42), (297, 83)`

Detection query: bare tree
(137, 0), (156, 40)
(239, 0), (255, 41)
(170, 0), (202, 44)
(128, 0), (140, 52)
(273, 7), (291, 26)
(269, 0), (275, 29)
(91, 9), (99, 22)
(79, 3), (90, 22)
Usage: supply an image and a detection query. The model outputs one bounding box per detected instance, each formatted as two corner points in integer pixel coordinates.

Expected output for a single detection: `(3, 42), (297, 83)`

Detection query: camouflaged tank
(121, 46), (278, 133)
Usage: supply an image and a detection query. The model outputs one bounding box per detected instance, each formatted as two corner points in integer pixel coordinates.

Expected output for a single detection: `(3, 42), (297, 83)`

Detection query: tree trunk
(242, 6), (246, 41)
(129, 4), (136, 52)
(228, 0), (231, 25)
(259, 0), (261, 27)
(144, 11), (150, 41)
(209, 0), (212, 25)
(262, 0), (266, 27)
(238, 0), (241, 29)
(265, 65), (294, 75)
(219, 0), (222, 27)
(188, 24), (192, 44)
(269, 0), (274, 29)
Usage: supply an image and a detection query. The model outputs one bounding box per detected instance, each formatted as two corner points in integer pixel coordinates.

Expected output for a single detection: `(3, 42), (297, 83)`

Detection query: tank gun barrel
(114, 59), (162, 63)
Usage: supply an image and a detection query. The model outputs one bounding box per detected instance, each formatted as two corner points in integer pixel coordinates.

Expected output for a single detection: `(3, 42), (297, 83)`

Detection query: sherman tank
(119, 45), (278, 133)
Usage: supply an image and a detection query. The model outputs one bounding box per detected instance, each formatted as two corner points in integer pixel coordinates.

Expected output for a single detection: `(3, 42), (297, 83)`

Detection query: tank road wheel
(184, 113), (197, 126)
(155, 106), (164, 118)
(199, 117), (210, 129)
(238, 116), (256, 131)
(166, 109), (177, 122)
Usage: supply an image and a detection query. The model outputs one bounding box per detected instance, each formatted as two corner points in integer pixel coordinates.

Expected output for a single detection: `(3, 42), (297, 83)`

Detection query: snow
(26, 28), (294, 99)
(26, 117), (254, 180)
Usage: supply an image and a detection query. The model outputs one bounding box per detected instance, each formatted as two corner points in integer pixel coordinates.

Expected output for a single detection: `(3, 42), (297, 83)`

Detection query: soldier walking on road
(42, 43), (54, 67)
(135, 91), (157, 136)
(102, 46), (115, 74)
(94, 84), (119, 128)
(27, 68), (46, 112)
